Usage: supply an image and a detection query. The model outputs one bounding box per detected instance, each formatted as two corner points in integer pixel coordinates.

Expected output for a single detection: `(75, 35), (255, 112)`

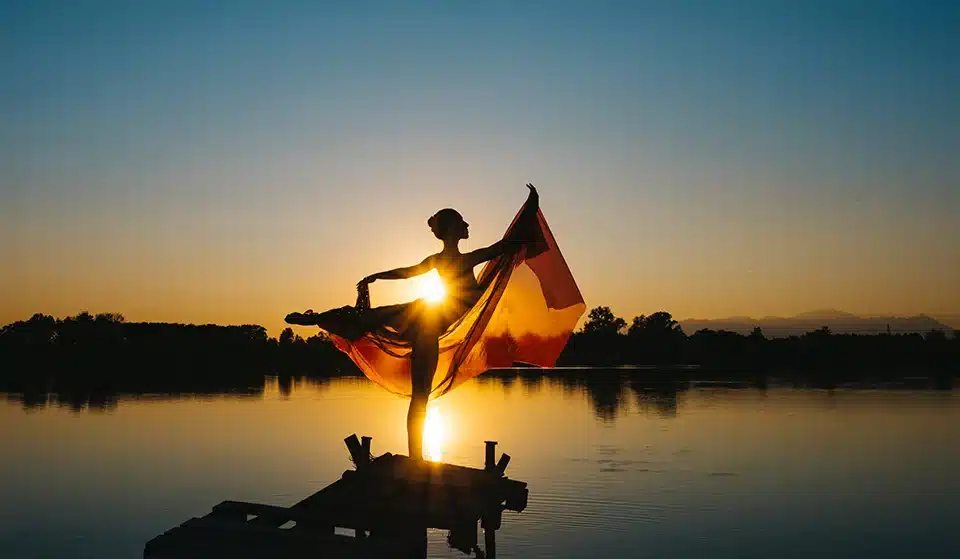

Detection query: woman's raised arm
(466, 184), (540, 267)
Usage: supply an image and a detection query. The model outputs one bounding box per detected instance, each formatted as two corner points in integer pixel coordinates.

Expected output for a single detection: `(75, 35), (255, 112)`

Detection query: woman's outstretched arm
(467, 183), (539, 266)
(358, 255), (436, 287)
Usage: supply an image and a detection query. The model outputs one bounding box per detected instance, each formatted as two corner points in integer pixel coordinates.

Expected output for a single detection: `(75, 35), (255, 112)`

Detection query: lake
(2, 373), (958, 558)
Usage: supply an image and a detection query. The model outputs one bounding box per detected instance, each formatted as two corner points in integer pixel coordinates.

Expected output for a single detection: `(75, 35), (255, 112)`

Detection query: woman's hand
(357, 274), (378, 288)
(525, 183), (540, 212)
(523, 183), (540, 214)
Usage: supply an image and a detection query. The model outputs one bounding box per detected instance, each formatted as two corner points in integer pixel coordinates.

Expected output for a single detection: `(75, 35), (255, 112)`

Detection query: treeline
(557, 307), (959, 377)
(1, 308), (957, 388)
(0, 312), (359, 387)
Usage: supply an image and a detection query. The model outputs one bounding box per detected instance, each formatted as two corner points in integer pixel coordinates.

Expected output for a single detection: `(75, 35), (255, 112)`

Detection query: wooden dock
(144, 436), (528, 558)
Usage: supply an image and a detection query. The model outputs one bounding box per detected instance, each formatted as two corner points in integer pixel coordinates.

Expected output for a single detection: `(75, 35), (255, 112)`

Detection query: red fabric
(328, 204), (585, 398)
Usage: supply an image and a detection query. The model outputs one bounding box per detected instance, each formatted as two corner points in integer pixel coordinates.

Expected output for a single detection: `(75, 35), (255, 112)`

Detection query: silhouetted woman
(286, 184), (540, 459)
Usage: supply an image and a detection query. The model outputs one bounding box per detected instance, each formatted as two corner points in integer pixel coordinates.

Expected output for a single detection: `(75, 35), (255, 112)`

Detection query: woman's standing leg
(407, 331), (439, 459)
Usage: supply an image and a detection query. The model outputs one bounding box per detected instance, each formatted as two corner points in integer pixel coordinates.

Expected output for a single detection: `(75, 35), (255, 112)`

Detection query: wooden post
(494, 453), (511, 476)
(344, 434), (363, 465)
(360, 436), (372, 466)
(484, 441), (497, 471)
(481, 506), (503, 531)
(484, 525), (497, 559)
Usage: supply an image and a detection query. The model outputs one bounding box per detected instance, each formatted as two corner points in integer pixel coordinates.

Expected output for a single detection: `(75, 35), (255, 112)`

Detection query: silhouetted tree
(627, 312), (686, 364)
(628, 312), (683, 336)
(925, 329), (948, 342)
(581, 306), (627, 335)
(560, 307), (629, 366)
(689, 329), (748, 368)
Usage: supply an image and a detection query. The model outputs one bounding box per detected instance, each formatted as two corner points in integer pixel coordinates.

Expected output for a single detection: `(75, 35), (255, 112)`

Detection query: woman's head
(428, 208), (469, 241)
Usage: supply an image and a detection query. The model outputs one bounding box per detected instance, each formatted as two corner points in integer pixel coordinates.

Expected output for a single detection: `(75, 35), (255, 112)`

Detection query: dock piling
(484, 441), (497, 471)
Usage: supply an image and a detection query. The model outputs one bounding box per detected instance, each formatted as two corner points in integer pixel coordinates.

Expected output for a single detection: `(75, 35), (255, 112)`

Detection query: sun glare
(421, 273), (446, 304)
(423, 406), (446, 462)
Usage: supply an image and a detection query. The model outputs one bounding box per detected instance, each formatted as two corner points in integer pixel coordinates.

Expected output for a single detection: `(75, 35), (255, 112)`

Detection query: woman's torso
(434, 253), (483, 311)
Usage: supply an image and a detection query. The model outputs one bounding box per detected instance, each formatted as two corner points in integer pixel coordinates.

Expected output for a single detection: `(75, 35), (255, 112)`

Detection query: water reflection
(272, 374), (334, 398)
(6, 369), (954, 422)
(520, 372), (541, 394)
(2, 374), (345, 413)
(1, 371), (959, 559)
(424, 406), (447, 462)
(631, 386), (678, 418)
(9, 389), (125, 413)
(480, 370), (678, 421)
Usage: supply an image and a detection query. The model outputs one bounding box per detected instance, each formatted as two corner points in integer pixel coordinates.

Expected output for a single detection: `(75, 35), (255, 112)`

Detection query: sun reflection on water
(424, 406), (447, 462)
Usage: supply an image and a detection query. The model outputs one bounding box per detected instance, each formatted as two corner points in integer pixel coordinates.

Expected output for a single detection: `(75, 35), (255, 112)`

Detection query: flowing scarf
(328, 202), (585, 398)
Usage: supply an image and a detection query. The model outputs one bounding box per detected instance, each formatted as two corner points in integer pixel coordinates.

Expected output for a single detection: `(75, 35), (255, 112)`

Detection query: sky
(3, 0), (958, 336)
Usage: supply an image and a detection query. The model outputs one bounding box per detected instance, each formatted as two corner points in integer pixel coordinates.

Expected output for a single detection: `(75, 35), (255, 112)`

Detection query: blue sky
(3, 0), (958, 333)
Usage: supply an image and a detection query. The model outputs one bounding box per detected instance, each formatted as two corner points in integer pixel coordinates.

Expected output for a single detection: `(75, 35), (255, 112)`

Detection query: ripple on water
(527, 486), (698, 532)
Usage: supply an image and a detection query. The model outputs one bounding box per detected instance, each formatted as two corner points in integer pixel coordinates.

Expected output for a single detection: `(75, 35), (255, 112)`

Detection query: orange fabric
(328, 203), (585, 398)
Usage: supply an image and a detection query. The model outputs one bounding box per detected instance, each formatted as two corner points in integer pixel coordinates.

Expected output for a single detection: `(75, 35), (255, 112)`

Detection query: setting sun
(420, 273), (446, 304)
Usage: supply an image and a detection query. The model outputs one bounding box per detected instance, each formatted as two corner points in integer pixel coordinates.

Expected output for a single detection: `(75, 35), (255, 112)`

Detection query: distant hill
(932, 314), (960, 330)
(792, 309), (859, 320)
(679, 310), (953, 338)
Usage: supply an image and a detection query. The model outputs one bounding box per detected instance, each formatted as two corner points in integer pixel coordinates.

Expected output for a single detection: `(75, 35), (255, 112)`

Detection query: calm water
(2, 375), (958, 558)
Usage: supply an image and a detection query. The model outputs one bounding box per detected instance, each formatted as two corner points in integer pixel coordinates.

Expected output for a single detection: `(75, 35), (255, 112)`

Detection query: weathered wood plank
(146, 516), (399, 559)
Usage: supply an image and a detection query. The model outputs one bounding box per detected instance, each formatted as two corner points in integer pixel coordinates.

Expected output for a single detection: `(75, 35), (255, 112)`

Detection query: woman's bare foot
(284, 310), (317, 325)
